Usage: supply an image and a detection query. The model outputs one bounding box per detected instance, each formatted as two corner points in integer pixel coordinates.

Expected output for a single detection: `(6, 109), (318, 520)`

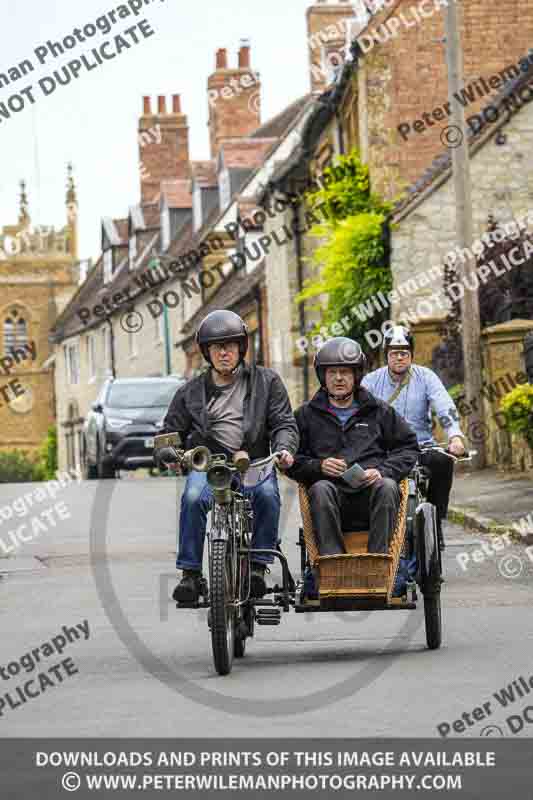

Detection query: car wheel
(85, 460), (98, 480)
(97, 446), (115, 479)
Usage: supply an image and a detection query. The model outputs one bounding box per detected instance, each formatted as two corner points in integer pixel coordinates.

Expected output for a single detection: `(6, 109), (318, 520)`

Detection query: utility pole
(444, 0), (485, 468)
(149, 257), (172, 376)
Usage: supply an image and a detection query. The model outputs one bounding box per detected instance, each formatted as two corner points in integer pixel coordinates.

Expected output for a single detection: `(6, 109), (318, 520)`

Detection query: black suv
(83, 376), (185, 478)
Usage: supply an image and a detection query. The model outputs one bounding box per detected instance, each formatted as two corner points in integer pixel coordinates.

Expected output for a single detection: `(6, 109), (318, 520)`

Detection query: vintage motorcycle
(155, 433), (473, 675)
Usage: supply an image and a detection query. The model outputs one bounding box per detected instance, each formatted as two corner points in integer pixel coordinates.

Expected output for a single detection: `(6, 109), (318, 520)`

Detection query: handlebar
(420, 442), (477, 463)
(153, 433), (283, 474)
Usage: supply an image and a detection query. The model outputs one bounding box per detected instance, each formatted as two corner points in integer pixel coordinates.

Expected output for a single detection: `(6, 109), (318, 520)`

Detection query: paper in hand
(340, 462), (367, 489)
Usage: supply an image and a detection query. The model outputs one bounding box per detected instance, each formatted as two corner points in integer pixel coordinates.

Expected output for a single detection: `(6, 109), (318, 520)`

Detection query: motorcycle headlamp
(207, 463), (233, 491)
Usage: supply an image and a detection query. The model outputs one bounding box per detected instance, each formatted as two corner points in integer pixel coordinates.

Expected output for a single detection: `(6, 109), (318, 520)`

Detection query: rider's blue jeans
(176, 469), (281, 571)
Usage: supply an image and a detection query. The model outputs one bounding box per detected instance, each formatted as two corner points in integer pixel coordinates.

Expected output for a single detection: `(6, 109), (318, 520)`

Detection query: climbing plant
(296, 150), (393, 361)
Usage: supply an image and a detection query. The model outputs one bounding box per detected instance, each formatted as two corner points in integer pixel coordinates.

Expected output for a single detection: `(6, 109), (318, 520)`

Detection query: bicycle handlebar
(420, 442), (477, 463)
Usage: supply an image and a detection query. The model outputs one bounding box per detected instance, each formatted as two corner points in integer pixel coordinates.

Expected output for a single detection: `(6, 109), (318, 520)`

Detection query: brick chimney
(207, 40), (261, 159)
(306, 0), (355, 93)
(138, 94), (190, 204)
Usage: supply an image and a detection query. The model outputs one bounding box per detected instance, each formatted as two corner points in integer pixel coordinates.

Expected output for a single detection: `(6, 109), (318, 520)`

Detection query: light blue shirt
(361, 365), (464, 445)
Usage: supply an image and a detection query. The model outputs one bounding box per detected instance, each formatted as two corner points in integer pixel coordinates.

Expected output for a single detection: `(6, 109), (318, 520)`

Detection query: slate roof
(250, 95), (312, 139)
(52, 89), (316, 346)
(219, 139), (277, 170)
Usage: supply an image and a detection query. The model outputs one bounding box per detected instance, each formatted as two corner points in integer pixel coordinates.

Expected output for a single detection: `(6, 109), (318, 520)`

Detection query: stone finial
(18, 179), (30, 225)
(66, 163), (77, 206)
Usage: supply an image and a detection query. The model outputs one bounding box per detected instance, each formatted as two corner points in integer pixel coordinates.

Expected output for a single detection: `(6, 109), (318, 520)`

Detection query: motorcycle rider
(362, 325), (466, 548)
(155, 310), (299, 603)
(287, 337), (419, 557)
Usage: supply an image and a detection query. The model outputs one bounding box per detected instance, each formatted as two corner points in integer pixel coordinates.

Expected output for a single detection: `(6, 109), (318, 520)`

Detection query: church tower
(0, 171), (80, 458)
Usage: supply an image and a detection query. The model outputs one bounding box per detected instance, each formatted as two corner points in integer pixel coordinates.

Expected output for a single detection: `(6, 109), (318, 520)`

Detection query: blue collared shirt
(361, 365), (464, 445)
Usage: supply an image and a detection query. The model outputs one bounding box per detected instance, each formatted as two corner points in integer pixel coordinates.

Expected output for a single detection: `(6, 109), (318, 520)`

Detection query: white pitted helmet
(383, 325), (414, 354)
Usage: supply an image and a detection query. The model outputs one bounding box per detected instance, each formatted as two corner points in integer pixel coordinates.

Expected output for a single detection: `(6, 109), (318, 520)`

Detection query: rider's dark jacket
(286, 386), (420, 486)
(164, 363), (299, 460)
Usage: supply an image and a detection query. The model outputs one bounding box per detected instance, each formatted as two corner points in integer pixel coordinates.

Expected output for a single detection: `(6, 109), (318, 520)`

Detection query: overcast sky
(0, 0), (319, 261)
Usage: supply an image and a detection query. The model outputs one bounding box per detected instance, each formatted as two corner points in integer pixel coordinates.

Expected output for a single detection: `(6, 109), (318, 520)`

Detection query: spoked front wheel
(210, 540), (235, 675)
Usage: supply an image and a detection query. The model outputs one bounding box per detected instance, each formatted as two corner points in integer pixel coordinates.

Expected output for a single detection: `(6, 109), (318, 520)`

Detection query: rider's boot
(173, 570), (207, 603)
(250, 562), (269, 598)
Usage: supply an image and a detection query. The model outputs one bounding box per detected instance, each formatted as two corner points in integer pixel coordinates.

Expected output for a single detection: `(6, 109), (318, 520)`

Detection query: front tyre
(97, 446), (115, 479)
(424, 594), (442, 650)
(416, 502), (443, 650)
(210, 540), (235, 675)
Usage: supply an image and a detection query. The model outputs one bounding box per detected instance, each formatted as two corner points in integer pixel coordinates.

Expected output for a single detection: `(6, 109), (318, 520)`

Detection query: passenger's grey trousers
(307, 478), (400, 555)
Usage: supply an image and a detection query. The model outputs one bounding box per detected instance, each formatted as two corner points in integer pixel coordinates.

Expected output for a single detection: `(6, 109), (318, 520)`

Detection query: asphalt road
(1, 474), (533, 738)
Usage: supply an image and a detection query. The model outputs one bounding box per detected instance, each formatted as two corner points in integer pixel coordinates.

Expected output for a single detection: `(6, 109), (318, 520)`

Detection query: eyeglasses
(389, 350), (411, 358)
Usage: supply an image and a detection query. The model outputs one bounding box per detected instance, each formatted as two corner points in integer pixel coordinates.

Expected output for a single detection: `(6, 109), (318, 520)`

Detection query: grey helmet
(196, 310), (249, 365)
(383, 325), (414, 355)
(314, 337), (367, 389)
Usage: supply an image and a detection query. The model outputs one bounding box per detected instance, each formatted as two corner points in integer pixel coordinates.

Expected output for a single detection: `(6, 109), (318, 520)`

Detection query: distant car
(83, 376), (185, 478)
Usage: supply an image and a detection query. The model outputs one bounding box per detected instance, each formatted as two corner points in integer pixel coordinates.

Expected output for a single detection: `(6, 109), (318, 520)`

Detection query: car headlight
(107, 417), (132, 429)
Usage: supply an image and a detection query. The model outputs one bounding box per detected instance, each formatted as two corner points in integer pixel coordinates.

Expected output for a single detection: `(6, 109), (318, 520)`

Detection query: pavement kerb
(448, 505), (533, 544)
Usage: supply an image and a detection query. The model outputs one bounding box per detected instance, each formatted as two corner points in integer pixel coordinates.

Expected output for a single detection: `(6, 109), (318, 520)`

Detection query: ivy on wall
(296, 150), (393, 358)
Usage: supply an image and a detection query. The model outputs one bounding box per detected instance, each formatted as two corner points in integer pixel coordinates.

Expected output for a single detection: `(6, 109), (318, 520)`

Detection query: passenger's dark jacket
(164, 363), (299, 460)
(286, 387), (419, 486)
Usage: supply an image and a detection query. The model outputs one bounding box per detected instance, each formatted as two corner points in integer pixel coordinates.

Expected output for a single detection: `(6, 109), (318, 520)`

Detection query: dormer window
(161, 207), (170, 251)
(129, 234), (137, 269)
(103, 249), (113, 284)
(219, 168), (231, 210)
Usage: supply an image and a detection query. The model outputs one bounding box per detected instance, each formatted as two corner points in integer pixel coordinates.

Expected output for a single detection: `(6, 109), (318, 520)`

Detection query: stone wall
(391, 98), (533, 325)
(480, 320), (533, 470)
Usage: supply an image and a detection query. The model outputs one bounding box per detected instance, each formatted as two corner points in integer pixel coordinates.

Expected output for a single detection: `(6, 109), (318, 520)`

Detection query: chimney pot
(216, 48), (228, 69)
(143, 96), (151, 115)
(158, 95), (166, 114)
(172, 94), (181, 113)
(238, 43), (251, 69)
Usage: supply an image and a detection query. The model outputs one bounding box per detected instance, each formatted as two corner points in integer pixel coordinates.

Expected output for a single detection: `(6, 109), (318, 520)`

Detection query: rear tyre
(416, 502), (443, 650)
(210, 540), (235, 675)
(415, 502), (441, 591)
(424, 594), (442, 650)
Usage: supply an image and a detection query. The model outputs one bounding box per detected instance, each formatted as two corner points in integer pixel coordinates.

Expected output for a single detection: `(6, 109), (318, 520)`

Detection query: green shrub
(501, 383), (533, 449)
(0, 450), (43, 483)
(38, 425), (58, 481)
